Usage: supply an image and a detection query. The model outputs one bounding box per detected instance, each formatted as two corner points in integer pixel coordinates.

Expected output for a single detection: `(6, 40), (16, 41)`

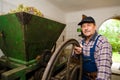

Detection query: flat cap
(78, 16), (95, 25)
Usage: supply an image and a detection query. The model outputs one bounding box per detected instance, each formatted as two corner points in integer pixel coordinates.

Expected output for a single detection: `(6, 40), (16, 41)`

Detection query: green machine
(0, 12), (82, 80)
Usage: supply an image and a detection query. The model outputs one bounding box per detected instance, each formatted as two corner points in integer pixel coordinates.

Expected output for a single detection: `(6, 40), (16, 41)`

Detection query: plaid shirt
(81, 32), (112, 80)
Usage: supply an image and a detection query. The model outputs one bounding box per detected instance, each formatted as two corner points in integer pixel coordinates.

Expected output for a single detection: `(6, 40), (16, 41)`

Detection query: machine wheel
(42, 39), (82, 80)
(34, 68), (45, 80)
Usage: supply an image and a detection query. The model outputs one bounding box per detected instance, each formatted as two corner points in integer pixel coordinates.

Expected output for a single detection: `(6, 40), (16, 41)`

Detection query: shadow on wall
(112, 16), (120, 20)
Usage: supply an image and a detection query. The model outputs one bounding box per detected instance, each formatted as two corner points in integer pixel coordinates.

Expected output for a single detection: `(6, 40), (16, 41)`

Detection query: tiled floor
(111, 62), (120, 80)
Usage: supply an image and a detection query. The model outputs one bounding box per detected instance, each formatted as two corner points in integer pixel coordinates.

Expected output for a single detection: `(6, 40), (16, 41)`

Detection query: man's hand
(74, 44), (83, 54)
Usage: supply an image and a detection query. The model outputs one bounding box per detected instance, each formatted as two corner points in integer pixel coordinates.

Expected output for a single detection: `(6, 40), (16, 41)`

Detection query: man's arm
(96, 38), (112, 80)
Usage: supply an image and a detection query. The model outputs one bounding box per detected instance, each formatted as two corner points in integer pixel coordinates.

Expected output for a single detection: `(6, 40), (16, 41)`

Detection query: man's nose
(84, 26), (89, 29)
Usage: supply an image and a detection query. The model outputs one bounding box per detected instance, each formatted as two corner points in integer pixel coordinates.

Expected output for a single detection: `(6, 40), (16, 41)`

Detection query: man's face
(81, 23), (96, 37)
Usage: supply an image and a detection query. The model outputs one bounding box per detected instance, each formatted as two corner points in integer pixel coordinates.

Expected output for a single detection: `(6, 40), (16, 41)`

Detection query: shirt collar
(90, 31), (98, 41)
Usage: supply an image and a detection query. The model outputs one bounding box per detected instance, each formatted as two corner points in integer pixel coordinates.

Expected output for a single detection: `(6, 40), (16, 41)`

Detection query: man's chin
(84, 34), (91, 37)
(84, 34), (90, 37)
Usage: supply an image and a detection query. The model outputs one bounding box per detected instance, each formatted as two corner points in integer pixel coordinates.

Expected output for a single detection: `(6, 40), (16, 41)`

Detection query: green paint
(0, 12), (66, 80)
(0, 12), (65, 63)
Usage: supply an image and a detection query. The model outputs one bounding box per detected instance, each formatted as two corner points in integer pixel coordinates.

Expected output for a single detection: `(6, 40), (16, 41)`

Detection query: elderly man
(74, 15), (112, 80)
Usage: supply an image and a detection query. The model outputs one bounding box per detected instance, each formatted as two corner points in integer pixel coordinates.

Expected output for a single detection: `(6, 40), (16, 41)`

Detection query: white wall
(65, 6), (120, 40)
(0, 0), (65, 23)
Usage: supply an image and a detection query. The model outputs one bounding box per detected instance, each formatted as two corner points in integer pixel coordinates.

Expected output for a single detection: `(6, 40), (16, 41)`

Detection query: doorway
(98, 17), (120, 63)
(98, 16), (120, 80)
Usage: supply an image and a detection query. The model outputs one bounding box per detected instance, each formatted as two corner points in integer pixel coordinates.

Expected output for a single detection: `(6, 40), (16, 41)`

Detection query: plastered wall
(65, 6), (120, 40)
